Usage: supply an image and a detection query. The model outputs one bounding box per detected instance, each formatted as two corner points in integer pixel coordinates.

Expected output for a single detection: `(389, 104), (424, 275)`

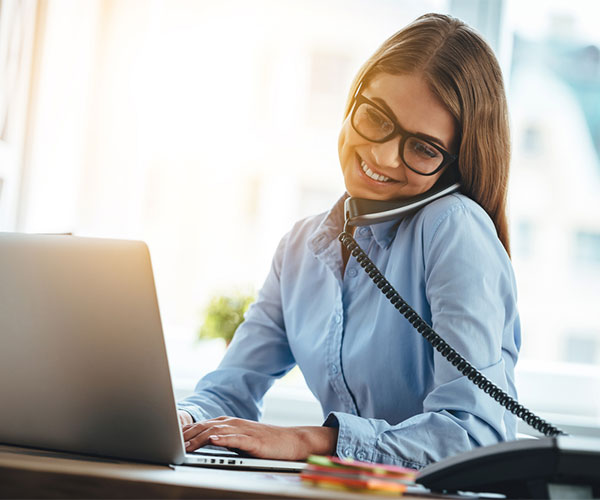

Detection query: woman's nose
(371, 137), (402, 169)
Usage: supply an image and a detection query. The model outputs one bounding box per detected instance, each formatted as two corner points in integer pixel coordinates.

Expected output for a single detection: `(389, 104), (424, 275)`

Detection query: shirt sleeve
(177, 232), (296, 423)
(324, 199), (520, 469)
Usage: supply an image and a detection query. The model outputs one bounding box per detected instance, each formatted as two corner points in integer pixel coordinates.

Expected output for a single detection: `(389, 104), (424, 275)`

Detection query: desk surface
(0, 444), (443, 499)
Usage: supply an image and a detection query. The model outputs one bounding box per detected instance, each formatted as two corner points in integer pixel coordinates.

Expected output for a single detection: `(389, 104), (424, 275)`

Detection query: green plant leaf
(198, 291), (255, 345)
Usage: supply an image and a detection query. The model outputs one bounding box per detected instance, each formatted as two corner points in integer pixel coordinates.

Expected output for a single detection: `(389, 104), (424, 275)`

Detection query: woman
(177, 13), (520, 469)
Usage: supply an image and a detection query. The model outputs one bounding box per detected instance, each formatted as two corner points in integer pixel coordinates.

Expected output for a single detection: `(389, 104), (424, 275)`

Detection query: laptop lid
(0, 232), (185, 465)
(0, 233), (306, 472)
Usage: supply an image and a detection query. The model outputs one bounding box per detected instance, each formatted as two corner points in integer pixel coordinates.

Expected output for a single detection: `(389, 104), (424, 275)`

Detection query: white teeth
(360, 160), (391, 182)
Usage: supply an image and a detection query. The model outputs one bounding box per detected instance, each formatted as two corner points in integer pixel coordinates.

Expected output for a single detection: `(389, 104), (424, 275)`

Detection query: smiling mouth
(359, 158), (395, 183)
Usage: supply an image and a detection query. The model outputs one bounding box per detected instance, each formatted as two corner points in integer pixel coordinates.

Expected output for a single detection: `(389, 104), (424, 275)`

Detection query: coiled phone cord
(339, 230), (565, 438)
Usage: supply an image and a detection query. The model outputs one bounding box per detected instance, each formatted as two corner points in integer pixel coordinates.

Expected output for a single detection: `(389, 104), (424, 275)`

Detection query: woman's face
(338, 72), (458, 201)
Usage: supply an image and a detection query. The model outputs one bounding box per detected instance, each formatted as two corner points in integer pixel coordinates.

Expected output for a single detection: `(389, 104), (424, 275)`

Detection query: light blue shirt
(178, 193), (521, 469)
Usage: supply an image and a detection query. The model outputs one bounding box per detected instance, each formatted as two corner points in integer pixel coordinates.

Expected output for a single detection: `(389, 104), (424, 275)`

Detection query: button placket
(335, 279), (360, 416)
(321, 228), (360, 415)
(326, 297), (352, 409)
(327, 311), (356, 410)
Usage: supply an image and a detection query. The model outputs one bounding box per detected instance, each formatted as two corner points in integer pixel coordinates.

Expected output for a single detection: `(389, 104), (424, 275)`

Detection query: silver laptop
(0, 232), (304, 472)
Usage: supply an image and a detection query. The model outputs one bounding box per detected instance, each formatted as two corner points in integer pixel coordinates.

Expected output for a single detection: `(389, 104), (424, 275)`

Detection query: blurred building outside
(508, 11), (600, 434)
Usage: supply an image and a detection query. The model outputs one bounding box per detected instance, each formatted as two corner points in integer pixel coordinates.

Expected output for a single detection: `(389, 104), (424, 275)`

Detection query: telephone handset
(344, 169), (462, 227)
(340, 172), (600, 499)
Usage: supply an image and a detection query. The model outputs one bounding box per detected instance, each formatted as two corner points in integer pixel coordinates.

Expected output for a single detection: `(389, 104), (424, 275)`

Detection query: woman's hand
(182, 416), (338, 461)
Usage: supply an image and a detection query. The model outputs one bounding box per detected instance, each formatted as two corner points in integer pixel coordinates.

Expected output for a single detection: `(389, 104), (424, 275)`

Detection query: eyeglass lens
(352, 101), (444, 174)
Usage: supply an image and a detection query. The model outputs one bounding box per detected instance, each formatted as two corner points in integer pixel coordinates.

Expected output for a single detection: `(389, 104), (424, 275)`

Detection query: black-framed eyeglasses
(350, 94), (458, 176)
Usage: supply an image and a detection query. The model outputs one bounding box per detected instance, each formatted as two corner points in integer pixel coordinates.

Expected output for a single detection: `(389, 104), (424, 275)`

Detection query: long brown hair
(344, 13), (511, 256)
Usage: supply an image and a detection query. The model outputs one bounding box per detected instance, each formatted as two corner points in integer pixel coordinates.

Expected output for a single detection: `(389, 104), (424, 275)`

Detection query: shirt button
(356, 450), (366, 461)
(330, 364), (338, 375)
(343, 447), (353, 458)
(347, 268), (358, 278)
(334, 314), (342, 324)
(359, 227), (369, 236)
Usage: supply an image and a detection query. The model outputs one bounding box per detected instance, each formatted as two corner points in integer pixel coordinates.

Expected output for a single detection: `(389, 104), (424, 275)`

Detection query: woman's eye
(366, 108), (393, 133)
(411, 140), (439, 159)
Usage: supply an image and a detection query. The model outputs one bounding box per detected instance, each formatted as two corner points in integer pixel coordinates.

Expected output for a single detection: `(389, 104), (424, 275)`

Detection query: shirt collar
(366, 217), (401, 249)
(307, 193), (401, 255)
(307, 193), (348, 256)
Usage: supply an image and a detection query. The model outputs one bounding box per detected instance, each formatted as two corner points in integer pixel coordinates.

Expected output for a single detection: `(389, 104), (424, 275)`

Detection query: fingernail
(209, 435), (219, 441)
(184, 441), (190, 447)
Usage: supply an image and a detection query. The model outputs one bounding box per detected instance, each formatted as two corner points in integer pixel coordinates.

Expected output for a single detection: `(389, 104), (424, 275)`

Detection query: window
(573, 231), (600, 265)
(513, 219), (535, 259)
(15, 0), (600, 434)
(563, 333), (600, 365)
(506, 0), (600, 434)
(307, 50), (353, 127)
(521, 124), (543, 156)
(0, 0), (37, 231)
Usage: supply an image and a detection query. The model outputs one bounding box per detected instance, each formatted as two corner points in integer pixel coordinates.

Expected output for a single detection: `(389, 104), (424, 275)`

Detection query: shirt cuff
(323, 411), (376, 463)
(177, 403), (209, 423)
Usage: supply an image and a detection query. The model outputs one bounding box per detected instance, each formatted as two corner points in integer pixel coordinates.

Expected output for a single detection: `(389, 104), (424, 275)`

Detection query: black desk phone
(340, 171), (600, 499)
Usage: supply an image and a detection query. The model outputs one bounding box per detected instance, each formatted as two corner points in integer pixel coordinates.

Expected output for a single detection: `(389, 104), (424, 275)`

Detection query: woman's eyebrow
(371, 96), (449, 150)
